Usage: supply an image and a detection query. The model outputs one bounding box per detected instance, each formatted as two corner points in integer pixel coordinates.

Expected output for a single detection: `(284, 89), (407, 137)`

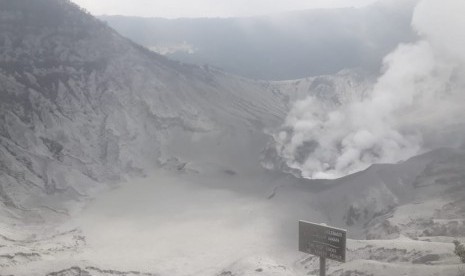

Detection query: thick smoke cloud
(273, 0), (465, 179)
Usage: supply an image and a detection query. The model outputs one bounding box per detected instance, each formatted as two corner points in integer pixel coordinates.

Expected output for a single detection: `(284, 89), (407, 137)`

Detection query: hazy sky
(70, 0), (379, 18)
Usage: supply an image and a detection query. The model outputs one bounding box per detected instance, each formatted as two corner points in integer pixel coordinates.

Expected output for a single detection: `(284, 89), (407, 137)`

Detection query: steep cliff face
(0, 0), (287, 222)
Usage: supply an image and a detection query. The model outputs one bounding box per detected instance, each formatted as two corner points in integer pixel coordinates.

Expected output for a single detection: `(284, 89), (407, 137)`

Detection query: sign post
(320, 255), (326, 276)
(298, 221), (346, 276)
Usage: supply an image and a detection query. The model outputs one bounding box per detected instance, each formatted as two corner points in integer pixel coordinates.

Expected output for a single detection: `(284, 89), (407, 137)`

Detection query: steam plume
(273, 0), (465, 179)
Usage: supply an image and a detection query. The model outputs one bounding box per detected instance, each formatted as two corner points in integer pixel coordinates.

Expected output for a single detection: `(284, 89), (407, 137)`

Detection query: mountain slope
(99, 0), (416, 80)
(0, 0), (286, 223)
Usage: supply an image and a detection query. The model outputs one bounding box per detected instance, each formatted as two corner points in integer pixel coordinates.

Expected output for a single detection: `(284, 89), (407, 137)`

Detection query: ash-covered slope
(287, 147), (465, 276)
(0, 0), (286, 223)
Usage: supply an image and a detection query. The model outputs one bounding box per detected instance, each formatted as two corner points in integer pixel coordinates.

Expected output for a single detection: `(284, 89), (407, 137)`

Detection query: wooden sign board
(298, 220), (346, 262)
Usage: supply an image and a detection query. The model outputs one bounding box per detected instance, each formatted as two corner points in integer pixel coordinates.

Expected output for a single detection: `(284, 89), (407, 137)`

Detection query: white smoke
(273, 0), (465, 179)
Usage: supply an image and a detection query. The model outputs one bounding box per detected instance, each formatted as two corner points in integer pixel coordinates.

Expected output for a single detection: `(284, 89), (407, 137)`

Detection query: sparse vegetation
(453, 240), (465, 263)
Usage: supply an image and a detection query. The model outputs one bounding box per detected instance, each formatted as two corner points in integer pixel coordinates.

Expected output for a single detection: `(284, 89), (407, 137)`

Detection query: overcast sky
(70, 0), (380, 18)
